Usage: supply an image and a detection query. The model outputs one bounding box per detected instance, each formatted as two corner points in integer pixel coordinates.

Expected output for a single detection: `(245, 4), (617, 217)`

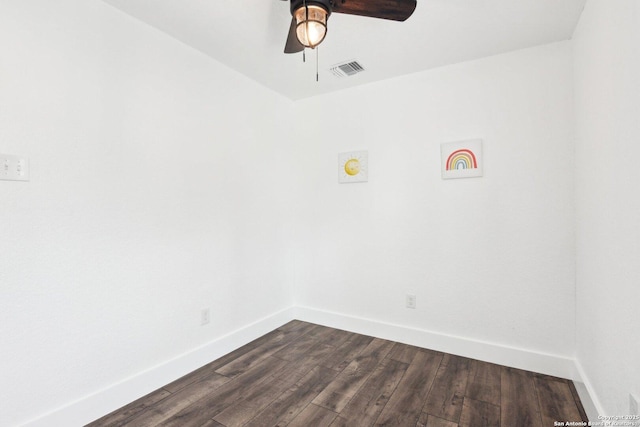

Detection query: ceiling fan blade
(331, 0), (416, 21)
(284, 16), (304, 54)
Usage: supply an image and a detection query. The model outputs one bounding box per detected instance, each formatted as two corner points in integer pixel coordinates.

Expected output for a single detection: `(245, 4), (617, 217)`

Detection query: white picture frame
(338, 151), (368, 183)
(441, 139), (483, 179)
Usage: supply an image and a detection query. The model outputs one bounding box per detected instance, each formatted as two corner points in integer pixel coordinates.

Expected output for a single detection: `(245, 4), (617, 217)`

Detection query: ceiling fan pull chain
(303, 49), (306, 63)
(316, 46), (319, 82)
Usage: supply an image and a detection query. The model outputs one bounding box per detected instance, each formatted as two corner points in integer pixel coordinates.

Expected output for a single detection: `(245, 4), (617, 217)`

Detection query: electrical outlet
(200, 308), (210, 326)
(631, 393), (639, 415)
(0, 154), (29, 181)
(406, 294), (416, 309)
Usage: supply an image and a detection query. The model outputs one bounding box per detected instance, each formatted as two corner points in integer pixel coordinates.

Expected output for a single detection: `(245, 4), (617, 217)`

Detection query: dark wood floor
(87, 320), (588, 427)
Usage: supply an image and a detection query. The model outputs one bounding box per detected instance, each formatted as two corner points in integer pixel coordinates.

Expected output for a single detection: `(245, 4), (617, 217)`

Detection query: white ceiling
(101, 0), (586, 100)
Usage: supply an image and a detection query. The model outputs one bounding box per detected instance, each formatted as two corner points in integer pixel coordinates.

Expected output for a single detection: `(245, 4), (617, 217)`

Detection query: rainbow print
(446, 149), (478, 171)
(441, 139), (483, 179)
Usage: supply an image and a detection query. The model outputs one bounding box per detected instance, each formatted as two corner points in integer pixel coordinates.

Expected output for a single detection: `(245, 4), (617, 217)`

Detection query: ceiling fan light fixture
(294, 4), (328, 49)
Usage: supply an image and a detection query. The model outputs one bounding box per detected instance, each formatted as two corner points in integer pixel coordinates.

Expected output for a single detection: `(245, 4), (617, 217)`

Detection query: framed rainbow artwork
(338, 151), (368, 183)
(441, 139), (483, 179)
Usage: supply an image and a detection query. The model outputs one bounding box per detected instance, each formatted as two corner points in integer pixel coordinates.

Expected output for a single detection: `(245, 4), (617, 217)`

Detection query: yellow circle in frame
(344, 158), (361, 176)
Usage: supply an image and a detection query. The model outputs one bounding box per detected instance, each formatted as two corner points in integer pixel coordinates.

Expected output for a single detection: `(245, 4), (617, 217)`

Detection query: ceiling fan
(283, 0), (417, 53)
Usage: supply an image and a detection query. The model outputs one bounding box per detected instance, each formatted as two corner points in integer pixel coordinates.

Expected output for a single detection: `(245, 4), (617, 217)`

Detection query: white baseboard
(20, 305), (601, 426)
(295, 307), (606, 417)
(20, 307), (295, 427)
(294, 306), (579, 381)
(573, 358), (605, 421)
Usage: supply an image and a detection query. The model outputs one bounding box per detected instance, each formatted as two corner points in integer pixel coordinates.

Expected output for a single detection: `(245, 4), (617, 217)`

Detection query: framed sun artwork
(338, 151), (368, 183)
(441, 139), (483, 179)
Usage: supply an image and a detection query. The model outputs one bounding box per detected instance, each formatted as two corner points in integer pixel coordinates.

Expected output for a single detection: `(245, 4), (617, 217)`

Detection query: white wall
(292, 43), (576, 360)
(5, 0), (634, 423)
(0, 1), (296, 426)
(573, 0), (640, 415)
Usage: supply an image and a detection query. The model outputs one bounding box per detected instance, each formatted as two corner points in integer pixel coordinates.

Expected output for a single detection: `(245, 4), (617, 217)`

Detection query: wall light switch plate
(406, 294), (416, 309)
(201, 308), (210, 326)
(0, 154), (29, 181)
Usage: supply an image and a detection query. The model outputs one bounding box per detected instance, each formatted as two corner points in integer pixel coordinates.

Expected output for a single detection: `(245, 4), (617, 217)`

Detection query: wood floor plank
(417, 413), (459, 427)
(320, 333), (374, 372)
(312, 338), (395, 413)
(86, 388), (172, 426)
(533, 372), (571, 383)
(423, 353), (471, 423)
(459, 397), (500, 427)
(386, 342), (420, 364)
(535, 377), (584, 426)
(465, 359), (501, 406)
(155, 357), (291, 427)
(162, 324), (308, 393)
(213, 353), (333, 427)
(373, 349), (443, 426)
(244, 365), (338, 427)
(500, 367), (543, 427)
(306, 324), (355, 348)
(91, 322), (590, 427)
(271, 325), (328, 361)
(118, 373), (230, 427)
(214, 328), (303, 378)
(295, 342), (343, 368)
(288, 403), (338, 427)
(277, 319), (313, 333)
(333, 358), (409, 427)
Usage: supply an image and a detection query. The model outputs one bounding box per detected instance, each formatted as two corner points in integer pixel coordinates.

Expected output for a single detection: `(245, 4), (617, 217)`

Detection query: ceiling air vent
(330, 60), (365, 78)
